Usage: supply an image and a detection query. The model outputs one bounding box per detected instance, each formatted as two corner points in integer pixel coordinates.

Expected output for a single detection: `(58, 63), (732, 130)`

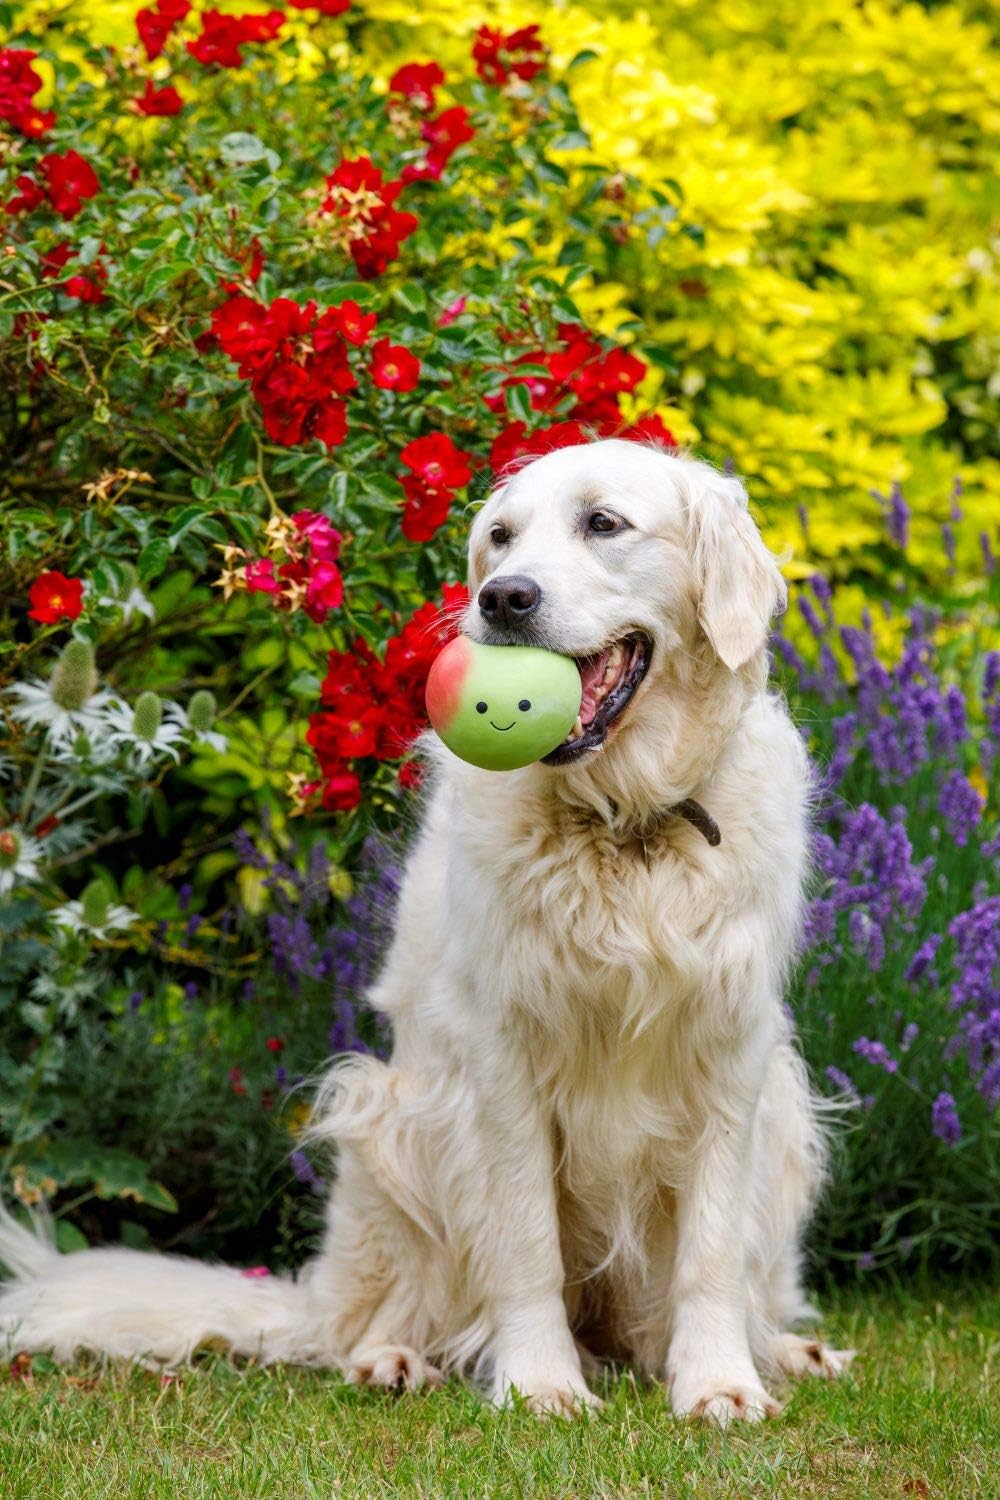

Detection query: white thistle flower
(50, 899), (138, 939)
(105, 694), (186, 770)
(164, 700), (227, 753)
(97, 584), (156, 623)
(0, 829), (43, 897)
(5, 679), (118, 751)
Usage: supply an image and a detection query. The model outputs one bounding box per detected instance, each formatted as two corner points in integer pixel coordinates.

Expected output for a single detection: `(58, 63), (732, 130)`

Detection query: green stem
(19, 732), (50, 824)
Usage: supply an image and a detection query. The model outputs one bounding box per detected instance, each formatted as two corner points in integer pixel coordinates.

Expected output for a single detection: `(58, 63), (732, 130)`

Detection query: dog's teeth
(572, 715), (583, 738)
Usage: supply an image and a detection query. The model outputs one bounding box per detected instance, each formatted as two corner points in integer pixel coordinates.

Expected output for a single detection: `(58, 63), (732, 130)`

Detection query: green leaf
(550, 131), (591, 151)
(138, 537), (171, 582)
(219, 133), (280, 172)
(12, 1141), (178, 1214)
(394, 282), (427, 314)
(505, 382), (534, 423)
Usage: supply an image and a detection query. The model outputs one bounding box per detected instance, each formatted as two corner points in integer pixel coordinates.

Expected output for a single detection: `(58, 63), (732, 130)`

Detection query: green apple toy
(425, 637), (582, 771)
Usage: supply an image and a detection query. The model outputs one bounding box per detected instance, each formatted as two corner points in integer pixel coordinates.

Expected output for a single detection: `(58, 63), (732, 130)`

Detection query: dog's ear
(686, 465), (787, 671)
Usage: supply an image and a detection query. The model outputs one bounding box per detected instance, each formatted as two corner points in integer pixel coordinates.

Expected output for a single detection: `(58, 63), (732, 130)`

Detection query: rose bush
(0, 1), (996, 1273)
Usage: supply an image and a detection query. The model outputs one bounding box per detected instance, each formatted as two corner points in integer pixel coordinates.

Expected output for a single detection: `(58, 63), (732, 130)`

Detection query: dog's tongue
(578, 650), (610, 727)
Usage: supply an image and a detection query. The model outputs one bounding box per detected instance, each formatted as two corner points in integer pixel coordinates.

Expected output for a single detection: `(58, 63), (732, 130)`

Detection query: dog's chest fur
(447, 794), (741, 1182)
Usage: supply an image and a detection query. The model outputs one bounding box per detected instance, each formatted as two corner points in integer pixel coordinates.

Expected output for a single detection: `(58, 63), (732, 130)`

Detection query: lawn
(1, 1282), (996, 1499)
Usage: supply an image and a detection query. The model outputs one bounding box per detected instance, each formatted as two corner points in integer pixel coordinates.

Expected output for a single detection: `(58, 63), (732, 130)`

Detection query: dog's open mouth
(543, 634), (652, 766)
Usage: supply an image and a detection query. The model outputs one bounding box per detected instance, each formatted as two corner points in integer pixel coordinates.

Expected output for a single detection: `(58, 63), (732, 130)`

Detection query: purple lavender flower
(905, 935), (942, 986)
(798, 596), (825, 640)
(128, 991), (143, 1012)
(178, 883), (193, 913)
(883, 482), (910, 550)
(852, 1036), (898, 1073)
(931, 1092), (961, 1145)
(981, 532), (996, 576)
(857, 1250), (876, 1272)
(984, 653), (1000, 703)
(185, 913), (203, 941)
(825, 1065), (861, 1105)
(290, 1149), (324, 1194)
(942, 522), (956, 567)
(900, 1022), (919, 1051)
(938, 771), (984, 847)
(978, 1055), (1000, 1110)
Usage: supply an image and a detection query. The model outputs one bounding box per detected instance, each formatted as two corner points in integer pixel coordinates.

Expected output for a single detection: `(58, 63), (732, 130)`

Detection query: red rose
(27, 570), (85, 624)
(472, 24), (546, 86)
(389, 60), (444, 110)
(319, 157), (418, 279)
(136, 0), (191, 60)
(422, 105), (474, 164)
(5, 173), (46, 215)
(621, 413), (677, 448)
(0, 48), (56, 137)
(134, 80), (184, 115)
(188, 8), (284, 67)
(292, 510), (341, 563)
(370, 337), (421, 392)
(40, 151), (100, 219)
(397, 759), (424, 791)
(321, 769), (363, 811)
(303, 560), (344, 621)
(400, 476), (453, 543)
(65, 261), (108, 303)
(318, 299), (376, 347)
(400, 432), (472, 492)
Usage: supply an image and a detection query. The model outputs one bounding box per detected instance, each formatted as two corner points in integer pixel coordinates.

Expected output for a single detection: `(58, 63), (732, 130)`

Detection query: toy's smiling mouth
(490, 721), (515, 732)
(542, 633), (652, 766)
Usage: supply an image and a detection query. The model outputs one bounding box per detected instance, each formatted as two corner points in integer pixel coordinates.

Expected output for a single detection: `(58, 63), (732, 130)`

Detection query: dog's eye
(476, 701), (488, 714)
(518, 699), (531, 712)
(587, 511), (621, 534)
(490, 525), (510, 546)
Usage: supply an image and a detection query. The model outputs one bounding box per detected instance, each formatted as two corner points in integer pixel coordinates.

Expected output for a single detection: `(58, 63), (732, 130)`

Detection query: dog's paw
(493, 1368), (601, 1418)
(672, 1380), (782, 1425)
(344, 1344), (443, 1393)
(771, 1333), (856, 1381)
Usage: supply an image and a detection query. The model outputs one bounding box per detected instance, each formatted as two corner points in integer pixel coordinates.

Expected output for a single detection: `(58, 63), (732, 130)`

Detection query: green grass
(1, 1284), (997, 1499)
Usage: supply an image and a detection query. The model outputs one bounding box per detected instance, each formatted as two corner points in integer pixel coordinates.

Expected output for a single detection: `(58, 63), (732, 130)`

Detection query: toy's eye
(518, 699), (531, 712)
(490, 524), (510, 545)
(476, 701), (488, 714)
(587, 510), (621, 534)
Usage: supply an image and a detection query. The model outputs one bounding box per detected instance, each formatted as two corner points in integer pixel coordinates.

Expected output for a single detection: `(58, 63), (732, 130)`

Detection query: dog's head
(464, 439), (786, 785)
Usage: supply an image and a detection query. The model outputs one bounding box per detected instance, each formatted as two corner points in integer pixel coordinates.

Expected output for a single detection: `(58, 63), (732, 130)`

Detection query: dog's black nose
(478, 575), (542, 630)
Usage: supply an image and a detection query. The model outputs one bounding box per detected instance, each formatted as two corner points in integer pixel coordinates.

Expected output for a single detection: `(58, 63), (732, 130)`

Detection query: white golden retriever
(0, 440), (854, 1421)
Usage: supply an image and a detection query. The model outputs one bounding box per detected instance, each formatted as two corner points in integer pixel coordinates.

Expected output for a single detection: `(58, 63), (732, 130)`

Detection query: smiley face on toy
(425, 637), (582, 771)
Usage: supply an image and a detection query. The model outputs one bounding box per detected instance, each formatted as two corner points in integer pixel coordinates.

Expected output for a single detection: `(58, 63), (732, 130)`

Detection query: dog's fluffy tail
(0, 1204), (333, 1368)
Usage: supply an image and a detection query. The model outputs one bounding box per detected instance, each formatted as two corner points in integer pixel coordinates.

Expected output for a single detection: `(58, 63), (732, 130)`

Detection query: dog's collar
(605, 797), (721, 849)
(668, 798), (722, 847)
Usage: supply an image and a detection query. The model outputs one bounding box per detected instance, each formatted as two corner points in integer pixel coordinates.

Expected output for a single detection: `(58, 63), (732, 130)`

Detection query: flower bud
(187, 689), (217, 733)
(0, 830), (19, 867)
(132, 691), (162, 742)
(49, 640), (97, 712)
(80, 879), (110, 929)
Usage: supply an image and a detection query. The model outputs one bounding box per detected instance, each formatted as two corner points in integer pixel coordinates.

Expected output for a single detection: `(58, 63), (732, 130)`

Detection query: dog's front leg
(666, 1072), (780, 1425)
(465, 1046), (596, 1416)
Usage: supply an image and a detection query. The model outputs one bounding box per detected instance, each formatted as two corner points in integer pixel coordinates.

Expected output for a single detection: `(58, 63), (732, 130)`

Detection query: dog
(0, 440), (854, 1421)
